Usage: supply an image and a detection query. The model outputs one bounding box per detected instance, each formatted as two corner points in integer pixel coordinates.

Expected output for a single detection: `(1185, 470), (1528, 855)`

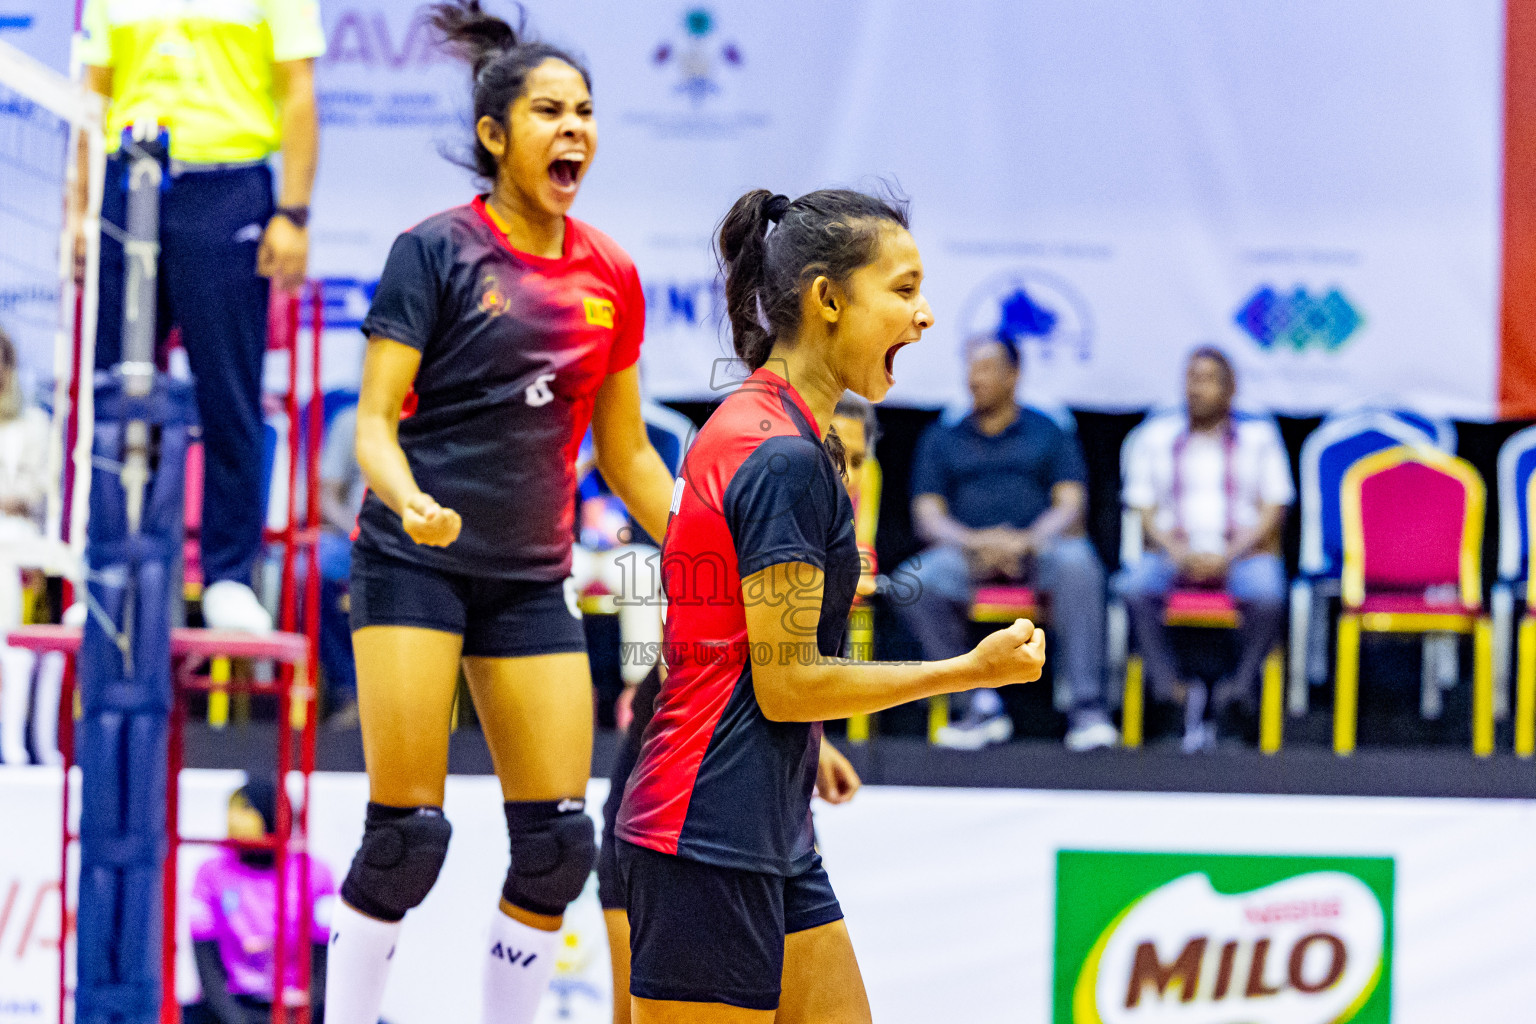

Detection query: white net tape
(0, 37), (104, 578)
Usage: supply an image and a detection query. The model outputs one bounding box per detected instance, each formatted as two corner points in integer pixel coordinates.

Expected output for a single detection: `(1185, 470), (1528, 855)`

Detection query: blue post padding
(76, 373), (196, 1024)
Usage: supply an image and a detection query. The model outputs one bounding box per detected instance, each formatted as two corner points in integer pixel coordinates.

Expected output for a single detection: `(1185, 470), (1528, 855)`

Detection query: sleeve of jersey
(723, 437), (836, 578)
(78, 0), (111, 66)
(264, 0), (328, 62)
(607, 261), (646, 374)
(360, 233), (439, 351)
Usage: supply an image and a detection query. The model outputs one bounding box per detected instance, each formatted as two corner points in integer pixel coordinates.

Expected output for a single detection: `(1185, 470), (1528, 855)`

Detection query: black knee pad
(502, 799), (597, 916)
(341, 803), (452, 923)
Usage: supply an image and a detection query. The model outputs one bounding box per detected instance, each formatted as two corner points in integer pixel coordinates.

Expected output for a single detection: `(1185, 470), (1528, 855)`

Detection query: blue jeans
(1115, 553), (1286, 708)
(893, 538), (1107, 715)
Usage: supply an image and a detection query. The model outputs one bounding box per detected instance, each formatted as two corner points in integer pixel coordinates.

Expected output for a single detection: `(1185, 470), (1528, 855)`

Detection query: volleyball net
(0, 35), (104, 582)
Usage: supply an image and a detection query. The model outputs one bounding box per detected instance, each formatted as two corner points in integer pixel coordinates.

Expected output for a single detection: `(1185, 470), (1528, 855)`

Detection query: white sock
(324, 900), (403, 1024)
(481, 908), (562, 1024)
(0, 646), (35, 765)
(30, 652), (63, 766)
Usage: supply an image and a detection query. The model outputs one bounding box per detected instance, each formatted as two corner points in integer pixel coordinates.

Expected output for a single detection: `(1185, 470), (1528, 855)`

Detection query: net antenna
(0, 35), (105, 582)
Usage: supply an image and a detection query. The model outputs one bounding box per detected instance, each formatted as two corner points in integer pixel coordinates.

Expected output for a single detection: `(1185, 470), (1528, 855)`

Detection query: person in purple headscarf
(183, 779), (338, 1024)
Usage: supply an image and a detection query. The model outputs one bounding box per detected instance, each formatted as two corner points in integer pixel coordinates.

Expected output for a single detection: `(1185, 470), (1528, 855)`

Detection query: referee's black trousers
(97, 156), (273, 588)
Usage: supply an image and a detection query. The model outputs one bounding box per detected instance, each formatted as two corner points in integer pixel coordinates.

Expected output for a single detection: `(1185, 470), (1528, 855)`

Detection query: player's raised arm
(743, 562), (1043, 722)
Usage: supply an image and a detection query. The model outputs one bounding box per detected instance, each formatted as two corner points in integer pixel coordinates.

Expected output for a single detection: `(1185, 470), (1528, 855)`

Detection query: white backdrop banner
(3, 768), (1536, 1022)
(304, 0), (1505, 418)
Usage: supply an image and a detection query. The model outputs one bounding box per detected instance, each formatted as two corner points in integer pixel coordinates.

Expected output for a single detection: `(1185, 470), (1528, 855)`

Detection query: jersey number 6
(525, 373), (557, 407)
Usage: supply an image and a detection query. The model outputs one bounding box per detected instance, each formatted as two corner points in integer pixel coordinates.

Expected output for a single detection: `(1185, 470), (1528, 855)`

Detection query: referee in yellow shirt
(79, 0), (324, 631)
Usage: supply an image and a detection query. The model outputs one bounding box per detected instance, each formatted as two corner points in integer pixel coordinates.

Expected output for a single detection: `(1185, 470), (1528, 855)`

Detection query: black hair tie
(765, 194), (791, 223)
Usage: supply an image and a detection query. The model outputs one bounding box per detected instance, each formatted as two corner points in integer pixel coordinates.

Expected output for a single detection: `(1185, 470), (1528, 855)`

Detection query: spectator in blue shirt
(896, 334), (1115, 751)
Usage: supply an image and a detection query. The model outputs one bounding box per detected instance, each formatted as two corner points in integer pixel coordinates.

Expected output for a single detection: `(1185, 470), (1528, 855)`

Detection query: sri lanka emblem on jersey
(479, 274), (511, 317)
(583, 297), (615, 328)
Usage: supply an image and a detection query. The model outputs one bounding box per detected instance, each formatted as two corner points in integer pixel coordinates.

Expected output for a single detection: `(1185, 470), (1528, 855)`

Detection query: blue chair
(578, 400), (694, 497)
(641, 400), (695, 478)
(1493, 425), (1536, 719)
(1289, 408), (1454, 715)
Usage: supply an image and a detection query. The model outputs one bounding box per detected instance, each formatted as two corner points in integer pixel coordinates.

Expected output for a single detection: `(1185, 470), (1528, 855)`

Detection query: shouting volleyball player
(614, 190), (1048, 1023)
(322, 4), (674, 1023)
(597, 400), (876, 1024)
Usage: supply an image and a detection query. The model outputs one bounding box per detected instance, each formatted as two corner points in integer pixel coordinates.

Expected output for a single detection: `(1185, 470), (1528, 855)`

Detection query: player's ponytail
(428, 0), (592, 182)
(427, 0), (518, 74)
(716, 186), (909, 372)
(717, 189), (779, 373)
(716, 186), (909, 477)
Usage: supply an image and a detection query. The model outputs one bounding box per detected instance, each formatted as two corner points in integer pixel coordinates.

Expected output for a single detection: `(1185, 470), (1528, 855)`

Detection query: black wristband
(272, 205), (310, 229)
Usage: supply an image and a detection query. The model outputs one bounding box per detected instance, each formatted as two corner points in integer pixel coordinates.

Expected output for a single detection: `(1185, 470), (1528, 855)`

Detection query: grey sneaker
(1181, 681), (1216, 754)
(1065, 711), (1120, 752)
(934, 711), (1014, 750)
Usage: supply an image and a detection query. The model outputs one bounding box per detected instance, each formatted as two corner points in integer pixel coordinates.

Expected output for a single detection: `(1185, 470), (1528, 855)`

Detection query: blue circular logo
(959, 268), (1093, 364)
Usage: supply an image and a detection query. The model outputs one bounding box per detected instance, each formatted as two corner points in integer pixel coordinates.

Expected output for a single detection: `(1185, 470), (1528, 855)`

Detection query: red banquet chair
(942, 583), (1043, 740)
(1120, 590), (1286, 753)
(1334, 445), (1493, 756)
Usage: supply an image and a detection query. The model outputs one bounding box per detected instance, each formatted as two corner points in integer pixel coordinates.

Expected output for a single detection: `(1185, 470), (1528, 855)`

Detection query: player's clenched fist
(967, 617), (1047, 686)
(402, 492), (462, 547)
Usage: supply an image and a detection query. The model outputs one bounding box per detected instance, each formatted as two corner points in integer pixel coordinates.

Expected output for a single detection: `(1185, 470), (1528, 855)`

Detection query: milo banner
(1054, 851), (1395, 1023)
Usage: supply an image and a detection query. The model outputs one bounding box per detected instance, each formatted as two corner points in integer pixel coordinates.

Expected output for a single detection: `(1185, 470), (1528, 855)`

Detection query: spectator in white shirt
(1119, 347), (1293, 750)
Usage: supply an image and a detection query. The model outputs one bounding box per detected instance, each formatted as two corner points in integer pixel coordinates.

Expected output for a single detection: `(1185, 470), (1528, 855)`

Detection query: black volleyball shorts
(349, 545), (586, 658)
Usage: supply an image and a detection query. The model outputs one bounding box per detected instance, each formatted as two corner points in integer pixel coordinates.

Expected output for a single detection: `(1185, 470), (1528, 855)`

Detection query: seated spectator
(184, 778), (337, 1024)
(318, 403), (364, 728)
(0, 326), (65, 766)
(830, 394), (879, 600)
(896, 334), (1115, 751)
(1118, 346), (1292, 751)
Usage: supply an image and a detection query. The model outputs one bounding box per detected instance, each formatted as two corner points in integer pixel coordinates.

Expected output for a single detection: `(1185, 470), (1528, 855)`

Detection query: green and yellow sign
(1054, 851), (1394, 1024)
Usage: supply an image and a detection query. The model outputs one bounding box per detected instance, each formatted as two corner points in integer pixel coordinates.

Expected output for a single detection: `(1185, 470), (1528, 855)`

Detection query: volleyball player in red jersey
(615, 189), (1048, 1023)
(322, 5), (675, 1023)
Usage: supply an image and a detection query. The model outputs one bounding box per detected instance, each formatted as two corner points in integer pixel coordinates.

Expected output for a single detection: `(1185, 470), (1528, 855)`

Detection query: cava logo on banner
(1054, 850), (1394, 1024)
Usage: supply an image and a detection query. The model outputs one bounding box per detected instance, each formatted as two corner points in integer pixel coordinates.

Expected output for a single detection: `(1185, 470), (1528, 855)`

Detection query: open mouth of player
(883, 342), (908, 385)
(548, 157), (584, 193)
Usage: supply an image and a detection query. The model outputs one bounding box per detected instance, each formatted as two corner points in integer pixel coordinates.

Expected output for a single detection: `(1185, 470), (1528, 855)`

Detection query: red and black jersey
(356, 197), (644, 580)
(616, 368), (860, 876)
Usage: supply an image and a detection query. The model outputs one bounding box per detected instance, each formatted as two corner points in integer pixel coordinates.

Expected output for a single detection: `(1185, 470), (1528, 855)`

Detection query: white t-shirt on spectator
(1123, 411), (1295, 555)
